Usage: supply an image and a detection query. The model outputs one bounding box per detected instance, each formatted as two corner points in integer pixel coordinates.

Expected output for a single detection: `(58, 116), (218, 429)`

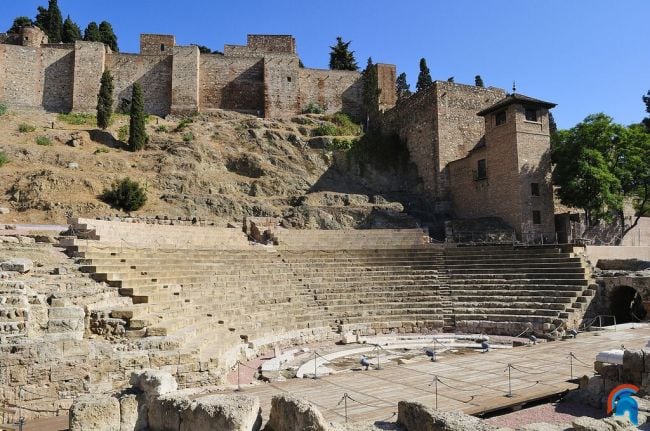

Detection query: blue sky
(2, 0), (649, 129)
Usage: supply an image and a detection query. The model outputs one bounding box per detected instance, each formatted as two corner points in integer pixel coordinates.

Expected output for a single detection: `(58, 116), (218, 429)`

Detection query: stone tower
(20, 26), (48, 47)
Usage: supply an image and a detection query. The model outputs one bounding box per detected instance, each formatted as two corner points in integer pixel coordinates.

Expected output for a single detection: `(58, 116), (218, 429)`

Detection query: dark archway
(609, 285), (647, 323)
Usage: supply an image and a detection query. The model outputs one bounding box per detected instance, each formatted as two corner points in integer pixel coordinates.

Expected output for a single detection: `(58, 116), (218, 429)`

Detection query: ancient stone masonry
(0, 27), (393, 119)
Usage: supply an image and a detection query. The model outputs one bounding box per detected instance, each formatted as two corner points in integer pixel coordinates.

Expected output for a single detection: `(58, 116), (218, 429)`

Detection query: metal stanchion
(433, 375), (438, 409)
(505, 364), (513, 397)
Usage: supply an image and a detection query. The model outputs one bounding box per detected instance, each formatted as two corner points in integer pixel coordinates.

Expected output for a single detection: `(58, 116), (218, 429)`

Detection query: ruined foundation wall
(106, 53), (172, 116)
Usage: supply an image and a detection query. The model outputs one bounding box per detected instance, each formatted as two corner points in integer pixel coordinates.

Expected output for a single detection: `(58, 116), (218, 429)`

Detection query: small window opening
(531, 183), (540, 196)
(160, 44), (165, 52)
(532, 210), (542, 225)
(476, 159), (487, 180)
(495, 110), (506, 126)
(525, 108), (538, 122)
(287, 76), (292, 82)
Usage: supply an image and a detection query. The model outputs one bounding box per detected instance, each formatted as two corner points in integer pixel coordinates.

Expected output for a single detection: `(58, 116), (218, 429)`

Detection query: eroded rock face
(180, 394), (262, 431)
(119, 392), (148, 431)
(397, 401), (497, 431)
(147, 392), (192, 431)
(266, 394), (331, 431)
(572, 415), (637, 431)
(69, 394), (120, 431)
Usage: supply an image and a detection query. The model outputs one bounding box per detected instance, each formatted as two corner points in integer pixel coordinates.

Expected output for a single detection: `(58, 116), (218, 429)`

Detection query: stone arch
(608, 284), (647, 324)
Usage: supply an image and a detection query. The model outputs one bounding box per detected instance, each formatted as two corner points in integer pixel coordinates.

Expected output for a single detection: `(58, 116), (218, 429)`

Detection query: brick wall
(140, 34), (175, 56)
(199, 55), (264, 114)
(298, 68), (363, 117)
(264, 56), (300, 118)
(72, 41), (105, 112)
(171, 45), (199, 115)
(106, 53), (172, 116)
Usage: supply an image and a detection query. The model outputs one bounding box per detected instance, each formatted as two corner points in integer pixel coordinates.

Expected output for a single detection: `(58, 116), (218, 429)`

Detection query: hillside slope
(0, 109), (428, 229)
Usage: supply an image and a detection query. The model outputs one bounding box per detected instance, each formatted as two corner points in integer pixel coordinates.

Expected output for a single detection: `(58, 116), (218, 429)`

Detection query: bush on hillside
(0, 151), (8, 167)
(0, 103), (7, 116)
(102, 177), (147, 212)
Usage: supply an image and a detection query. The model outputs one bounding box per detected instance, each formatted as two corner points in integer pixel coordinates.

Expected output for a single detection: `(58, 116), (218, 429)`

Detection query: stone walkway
(228, 325), (650, 424)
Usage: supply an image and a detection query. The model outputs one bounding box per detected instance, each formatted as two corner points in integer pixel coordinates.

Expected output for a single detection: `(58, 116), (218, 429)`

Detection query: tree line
(8, 0), (118, 51)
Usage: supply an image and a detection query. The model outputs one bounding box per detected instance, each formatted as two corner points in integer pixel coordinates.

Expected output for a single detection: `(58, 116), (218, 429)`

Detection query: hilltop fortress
(0, 27), (557, 238)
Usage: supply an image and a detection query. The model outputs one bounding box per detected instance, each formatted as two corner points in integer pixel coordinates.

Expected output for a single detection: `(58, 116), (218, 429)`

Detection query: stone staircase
(444, 245), (595, 335)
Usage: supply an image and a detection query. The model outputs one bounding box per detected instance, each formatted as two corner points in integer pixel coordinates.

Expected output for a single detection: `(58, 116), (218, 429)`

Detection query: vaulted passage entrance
(609, 285), (647, 323)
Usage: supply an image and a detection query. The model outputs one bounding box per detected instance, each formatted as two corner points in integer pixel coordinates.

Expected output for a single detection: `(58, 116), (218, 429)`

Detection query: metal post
(614, 316), (617, 331)
(433, 375), (438, 409)
(569, 353), (574, 380)
(375, 345), (382, 371)
(237, 361), (241, 391)
(506, 364), (513, 397)
(313, 351), (318, 379)
(344, 393), (348, 423)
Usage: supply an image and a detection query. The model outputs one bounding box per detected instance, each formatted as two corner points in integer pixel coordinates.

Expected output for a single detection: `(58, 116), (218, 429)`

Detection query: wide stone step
(449, 273), (586, 280)
(453, 301), (568, 311)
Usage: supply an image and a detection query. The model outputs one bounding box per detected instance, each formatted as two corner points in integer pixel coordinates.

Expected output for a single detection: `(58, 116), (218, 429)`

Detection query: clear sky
(1, 0), (648, 129)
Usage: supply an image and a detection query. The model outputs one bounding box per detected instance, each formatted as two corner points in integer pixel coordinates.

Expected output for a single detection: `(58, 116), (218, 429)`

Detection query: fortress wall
(247, 34), (295, 54)
(264, 56), (300, 118)
(107, 53), (172, 116)
(298, 68), (363, 118)
(41, 46), (75, 112)
(199, 55), (264, 114)
(171, 46), (199, 114)
(376, 63), (397, 110)
(72, 41), (105, 112)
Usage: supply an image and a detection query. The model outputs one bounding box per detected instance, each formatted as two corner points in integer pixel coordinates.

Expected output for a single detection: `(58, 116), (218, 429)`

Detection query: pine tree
(416, 58), (433, 92)
(46, 0), (63, 43)
(83, 22), (101, 42)
(96, 70), (114, 130)
(62, 15), (81, 43)
(475, 75), (484, 87)
(8, 17), (32, 34)
(362, 57), (381, 130)
(329, 37), (358, 71)
(447, 77), (454, 83)
(98, 21), (118, 51)
(396, 72), (411, 101)
(128, 84), (147, 151)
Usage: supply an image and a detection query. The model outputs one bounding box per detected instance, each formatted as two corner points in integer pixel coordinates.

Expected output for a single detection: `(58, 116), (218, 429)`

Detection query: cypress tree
(46, 0), (63, 43)
(362, 57), (381, 129)
(98, 21), (118, 51)
(62, 15), (81, 43)
(475, 75), (484, 87)
(329, 37), (358, 71)
(416, 58), (433, 92)
(396, 72), (411, 101)
(97, 70), (114, 130)
(35, 6), (49, 33)
(8, 17), (32, 34)
(83, 22), (101, 42)
(128, 84), (147, 151)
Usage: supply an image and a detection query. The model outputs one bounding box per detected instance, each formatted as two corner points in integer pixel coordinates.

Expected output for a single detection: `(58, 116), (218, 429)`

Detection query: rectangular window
(531, 183), (540, 196)
(495, 110), (506, 126)
(525, 108), (538, 122)
(476, 159), (487, 180)
(160, 44), (165, 52)
(287, 76), (292, 82)
(532, 210), (541, 225)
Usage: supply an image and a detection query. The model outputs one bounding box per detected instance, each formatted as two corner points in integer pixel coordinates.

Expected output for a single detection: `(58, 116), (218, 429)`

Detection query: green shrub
(182, 132), (194, 143)
(0, 103), (8, 116)
(93, 147), (110, 155)
(0, 151), (8, 167)
(174, 117), (193, 132)
(102, 177), (147, 212)
(18, 123), (36, 133)
(312, 123), (339, 137)
(36, 136), (52, 146)
(118, 125), (129, 142)
(327, 138), (357, 151)
(57, 113), (96, 125)
(155, 125), (168, 133)
(326, 112), (361, 136)
(303, 102), (324, 114)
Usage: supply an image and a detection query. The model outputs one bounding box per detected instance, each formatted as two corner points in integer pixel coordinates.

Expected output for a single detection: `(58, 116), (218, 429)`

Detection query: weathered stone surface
(180, 394), (262, 431)
(266, 394), (330, 431)
(397, 401), (497, 431)
(0, 258), (34, 273)
(69, 394), (120, 431)
(147, 392), (191, 431)
(130, 369), (178, 397)
(120, 392), (148, 431)
(0, 207), (9, 214)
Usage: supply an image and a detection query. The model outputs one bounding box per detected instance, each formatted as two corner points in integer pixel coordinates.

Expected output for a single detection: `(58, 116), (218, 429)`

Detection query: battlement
(140, 33), (176, 55)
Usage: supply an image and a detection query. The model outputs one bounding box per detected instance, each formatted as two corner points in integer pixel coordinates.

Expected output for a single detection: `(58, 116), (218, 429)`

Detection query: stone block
(120, 392), (148, 431)
(180, 394), (261, 431)
(267, 394), (329, 431)
(0, 207), (10, 214)
(623, 349), (645, 373)
(397, 401), (497, 431)
(147, 392), (191, 431)
(69, 394), (120, 431)
(0, 258), (33, 273)
(130, 369), (178, 397)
